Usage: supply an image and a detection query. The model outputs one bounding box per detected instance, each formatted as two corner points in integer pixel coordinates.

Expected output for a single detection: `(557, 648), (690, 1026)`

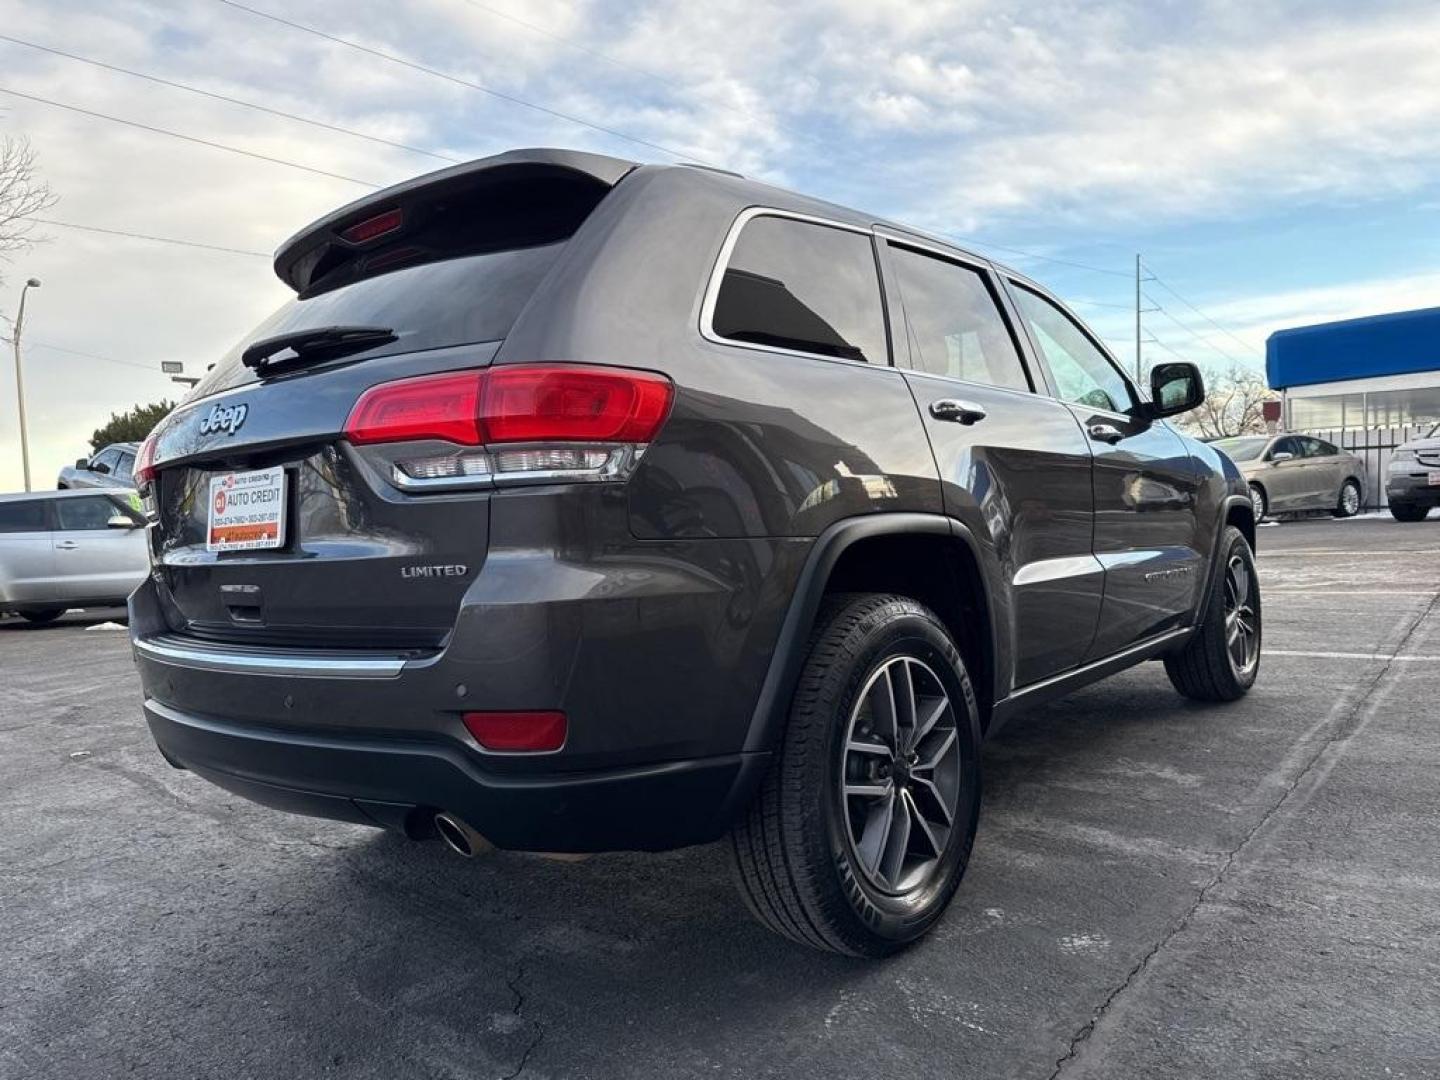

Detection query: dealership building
(1267, 305), (1440, 507)
(1267, 305), (1440, 432)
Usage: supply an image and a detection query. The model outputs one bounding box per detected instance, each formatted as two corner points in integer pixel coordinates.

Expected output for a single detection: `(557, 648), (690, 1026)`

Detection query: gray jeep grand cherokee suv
(130, 148), (1259, 956)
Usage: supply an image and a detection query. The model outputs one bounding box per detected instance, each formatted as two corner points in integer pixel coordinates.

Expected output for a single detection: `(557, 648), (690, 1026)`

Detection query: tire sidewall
(1215, 529), (1261, 691)
(812, 605), (982, 945)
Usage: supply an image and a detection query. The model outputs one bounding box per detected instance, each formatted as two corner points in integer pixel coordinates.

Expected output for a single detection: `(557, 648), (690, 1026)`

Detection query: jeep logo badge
(199, 402), (249, 436)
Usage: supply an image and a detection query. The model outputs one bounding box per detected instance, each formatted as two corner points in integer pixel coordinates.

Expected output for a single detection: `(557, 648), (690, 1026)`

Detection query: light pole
(11, 277), (40, 492)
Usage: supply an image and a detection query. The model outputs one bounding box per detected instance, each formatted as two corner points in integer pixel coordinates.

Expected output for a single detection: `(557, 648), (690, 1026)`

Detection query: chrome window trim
(698, 206), (887, 367)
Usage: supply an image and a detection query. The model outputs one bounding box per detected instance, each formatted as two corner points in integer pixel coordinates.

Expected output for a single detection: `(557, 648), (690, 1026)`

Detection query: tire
(1248, 482), (1267, 523)
(730, 593), (982, 957)
(1390, 502), (1429, 522)
(1164, 526), (1260, 702)
(1333, 478), (1362, 518)
(17, 608), (64, 625)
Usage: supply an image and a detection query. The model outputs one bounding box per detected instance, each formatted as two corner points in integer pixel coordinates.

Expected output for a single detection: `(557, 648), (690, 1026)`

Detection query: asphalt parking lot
(3, 515), (1438, 1079)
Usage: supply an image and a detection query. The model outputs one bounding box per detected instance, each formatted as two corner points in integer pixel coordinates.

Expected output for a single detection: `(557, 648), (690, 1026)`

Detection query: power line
(0, 34), (463, 165)
(1143, 293), (1245, 367)
(0, 85), (381, 187)
(215, 0), (705, 164)
(947, 233), (1132, 278)
(33, 218), (269, 257)
(26, 339), (168, 374)
(1142, 262), (1255, 354)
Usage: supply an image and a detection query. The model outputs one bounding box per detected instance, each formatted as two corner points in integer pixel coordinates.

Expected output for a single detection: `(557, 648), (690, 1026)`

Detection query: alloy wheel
(1341, 482), (1360, 516)
(1223, 554), (1260, 675)
(1250, 485), (1266, 522)
(840, 655), (962, 895)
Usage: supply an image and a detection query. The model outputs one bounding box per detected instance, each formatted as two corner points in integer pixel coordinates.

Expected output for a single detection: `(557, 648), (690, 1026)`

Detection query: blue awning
(1266, 305), (1440, 390)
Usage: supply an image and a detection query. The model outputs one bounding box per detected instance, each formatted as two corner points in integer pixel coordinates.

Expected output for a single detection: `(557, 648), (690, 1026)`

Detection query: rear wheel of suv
(1390, 501), (1429, 522)
(1164, 526), (1260, 702)
(1333, 478), (1362, 518)
(17, 607), (64, 625)
(730, 593), (982, 957)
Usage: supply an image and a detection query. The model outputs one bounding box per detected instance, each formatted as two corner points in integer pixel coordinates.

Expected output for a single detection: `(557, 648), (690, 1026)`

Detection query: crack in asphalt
(1047, 589), (1440, 1080)
(501, 964), (543, 1080)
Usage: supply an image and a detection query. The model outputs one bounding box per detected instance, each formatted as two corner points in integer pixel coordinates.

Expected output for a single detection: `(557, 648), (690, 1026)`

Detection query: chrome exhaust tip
(434, 812), (493, 858)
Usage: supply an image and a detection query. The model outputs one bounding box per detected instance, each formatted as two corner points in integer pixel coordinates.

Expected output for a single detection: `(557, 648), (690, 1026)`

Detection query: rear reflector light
(340, 207), (403, 245)
(134, 432), (159, 487)
(463, 710), (567, 752)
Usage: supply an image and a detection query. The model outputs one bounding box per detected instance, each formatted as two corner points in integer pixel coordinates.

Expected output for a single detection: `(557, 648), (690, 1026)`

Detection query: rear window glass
(196, 243), (565, 395)
(711, 216), (887, 364)
(0, 500), (47, 532)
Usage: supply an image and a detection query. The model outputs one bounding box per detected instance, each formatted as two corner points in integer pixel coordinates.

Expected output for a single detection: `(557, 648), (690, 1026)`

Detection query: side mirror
(1147, 362), (1205, 418)
(106, 514), (139, 530)
(1269, 451), (1294, 463)
(75, 458), (90, 470)
(91, 461), (111, 475)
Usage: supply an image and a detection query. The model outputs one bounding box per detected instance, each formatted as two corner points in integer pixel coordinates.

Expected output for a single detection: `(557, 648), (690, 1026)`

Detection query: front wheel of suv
(1164, 526), (1260, 702)
(730, 593), (982, 957)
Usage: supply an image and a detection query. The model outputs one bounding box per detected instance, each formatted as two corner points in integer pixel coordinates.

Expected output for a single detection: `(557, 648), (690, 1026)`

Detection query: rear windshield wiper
(241, 325), (396, 370)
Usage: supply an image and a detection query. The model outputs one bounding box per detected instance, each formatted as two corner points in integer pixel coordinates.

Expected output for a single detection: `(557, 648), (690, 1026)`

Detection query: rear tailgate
(143, 150), (633, 647)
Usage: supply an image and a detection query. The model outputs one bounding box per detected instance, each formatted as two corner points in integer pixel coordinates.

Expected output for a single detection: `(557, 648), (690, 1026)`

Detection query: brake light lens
(346, 371), (483, 446)
(463, 710), (567, 752)
(340, 207), (403, 245)
(344, 364), (674, 490)
(134, 432), (159, 488)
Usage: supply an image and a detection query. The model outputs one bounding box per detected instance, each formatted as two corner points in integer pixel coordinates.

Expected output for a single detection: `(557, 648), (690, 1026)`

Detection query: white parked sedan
(0, 489), (148, 625)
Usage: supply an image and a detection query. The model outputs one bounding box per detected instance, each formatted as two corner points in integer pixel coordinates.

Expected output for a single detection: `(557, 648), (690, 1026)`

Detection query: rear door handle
(929, 399), (987, 425)
(56, 540), (79, 550)
(1088, 423), (1125, 444)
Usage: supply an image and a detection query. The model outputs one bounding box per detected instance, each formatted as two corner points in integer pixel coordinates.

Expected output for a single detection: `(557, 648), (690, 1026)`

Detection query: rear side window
(711, 216), (887, 364)
(55, 496), (122, 531)
(889, 245), (1031, 391)
(0, 500), (47, 532)
(1301, 437), (1337, 457)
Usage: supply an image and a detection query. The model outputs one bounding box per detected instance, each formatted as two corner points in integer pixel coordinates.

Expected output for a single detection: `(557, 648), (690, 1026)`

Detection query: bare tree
(0, 135), (56, 289)
(1175, 363), (1276, 439)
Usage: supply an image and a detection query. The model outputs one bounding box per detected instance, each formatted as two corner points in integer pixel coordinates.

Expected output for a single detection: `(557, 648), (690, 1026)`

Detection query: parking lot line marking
(1262, 589), (1438, 596)
(1258, 550), (1440, 557)
(1264, 649), (1440, 662)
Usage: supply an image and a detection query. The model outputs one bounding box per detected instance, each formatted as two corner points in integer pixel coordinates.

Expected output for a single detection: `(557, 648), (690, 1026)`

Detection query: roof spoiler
(273, 148), (638, 293)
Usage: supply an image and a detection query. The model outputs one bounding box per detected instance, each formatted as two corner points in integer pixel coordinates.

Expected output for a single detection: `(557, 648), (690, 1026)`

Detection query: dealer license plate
(206, 467), (287, 552)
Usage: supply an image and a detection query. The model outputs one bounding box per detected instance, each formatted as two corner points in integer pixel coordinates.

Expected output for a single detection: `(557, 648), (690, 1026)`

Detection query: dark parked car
(57, 442), (140, 490)
(129, 148), (1259, 956)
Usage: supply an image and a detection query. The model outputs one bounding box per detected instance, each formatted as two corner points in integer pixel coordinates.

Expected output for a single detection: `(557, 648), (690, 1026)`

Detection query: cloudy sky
(1, 0), (1438, 490)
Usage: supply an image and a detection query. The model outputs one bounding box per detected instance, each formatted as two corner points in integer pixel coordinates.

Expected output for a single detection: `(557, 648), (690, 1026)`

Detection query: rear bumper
(145, 698), (769, 852)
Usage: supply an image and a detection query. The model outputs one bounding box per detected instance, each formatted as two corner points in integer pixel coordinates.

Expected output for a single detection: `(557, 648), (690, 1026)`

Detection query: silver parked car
(1385, 422), (1440, 521)
(1213, 434), (1366, 521)
(56, 442), (140, 490)
(0, 490), (148, 625)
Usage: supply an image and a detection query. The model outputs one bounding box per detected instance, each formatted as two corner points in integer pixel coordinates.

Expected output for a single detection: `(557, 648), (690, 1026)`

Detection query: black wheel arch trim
(741, 513), (995, 754)
(1197, 494), (1256, 626)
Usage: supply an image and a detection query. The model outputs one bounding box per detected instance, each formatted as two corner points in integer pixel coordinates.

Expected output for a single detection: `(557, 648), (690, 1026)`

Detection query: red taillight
(462, 710), (567, 753)
(344, 365), (673, 447)
(340, 207), (403, 245)
(134, 432), (159, 487)
(346, 371), (484, 445)
(480, 365), (673, 443)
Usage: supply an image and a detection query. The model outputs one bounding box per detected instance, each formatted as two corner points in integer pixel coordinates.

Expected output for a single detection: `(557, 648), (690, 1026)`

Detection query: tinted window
(1271, 437), (1302, 458)
(115, 453), (135, 481)
(712, 216), (886, 364)
(0, 500), (47, 533)
(1011, 285), (1134, 413)
(890, 246), (1030, 391)
(91, 448), (121, 473)
(55, 496), (122, 531)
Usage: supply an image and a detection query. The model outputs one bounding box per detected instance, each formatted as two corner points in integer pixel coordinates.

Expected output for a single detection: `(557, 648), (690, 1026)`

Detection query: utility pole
(1134, 254), (1142, 383)
(11, 277), (41, 492)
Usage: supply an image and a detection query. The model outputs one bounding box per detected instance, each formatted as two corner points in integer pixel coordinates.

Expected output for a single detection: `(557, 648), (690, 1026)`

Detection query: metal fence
(1297, 425), (1422, 510)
